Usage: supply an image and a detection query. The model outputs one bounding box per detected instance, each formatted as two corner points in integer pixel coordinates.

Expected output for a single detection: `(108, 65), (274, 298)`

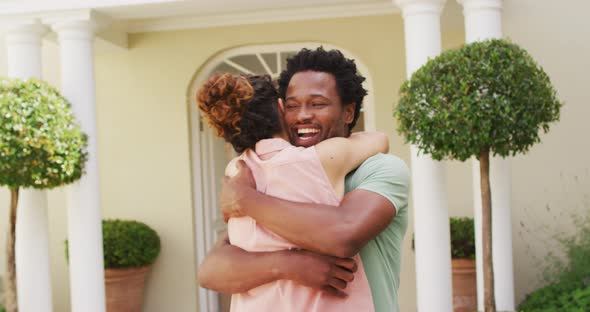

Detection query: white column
(4, 20), (54, 312)
(49, 16), (106, 312)
(394, 1), (453, 312)
(457, 1), (515, 311)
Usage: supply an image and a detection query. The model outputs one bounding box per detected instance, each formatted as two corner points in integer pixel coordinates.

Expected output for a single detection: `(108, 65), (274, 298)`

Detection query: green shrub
(66, 219), (161, 269)
(518, 282), (590, 311)
(0, 78), (88, 189)
(559, 220), (590, 286)
(102, 219), (161, 268)
(450, 217), (475, 259)
(395, 39), (561, 162)
(412, 217), (476, 259)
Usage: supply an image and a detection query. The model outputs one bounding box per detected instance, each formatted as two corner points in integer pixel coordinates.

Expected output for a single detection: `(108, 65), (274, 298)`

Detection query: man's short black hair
(277, 47), (368, 132)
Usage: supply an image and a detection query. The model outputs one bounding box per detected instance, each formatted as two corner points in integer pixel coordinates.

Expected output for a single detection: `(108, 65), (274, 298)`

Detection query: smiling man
(198, 47), (410, 312)
(283, 70), (354, 148)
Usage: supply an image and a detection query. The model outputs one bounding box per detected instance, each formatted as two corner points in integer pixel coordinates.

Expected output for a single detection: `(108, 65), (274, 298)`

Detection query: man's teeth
(297, 128), (320, 134)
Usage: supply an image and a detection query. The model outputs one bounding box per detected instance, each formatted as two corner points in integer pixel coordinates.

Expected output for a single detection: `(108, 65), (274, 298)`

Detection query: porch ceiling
(0, 0), (400, 34)
(0, 0), (463, 52)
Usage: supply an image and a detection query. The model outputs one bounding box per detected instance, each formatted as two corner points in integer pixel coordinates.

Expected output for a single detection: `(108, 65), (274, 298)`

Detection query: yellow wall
(504, 0), (590, 303)
(1, 0), (590, 311)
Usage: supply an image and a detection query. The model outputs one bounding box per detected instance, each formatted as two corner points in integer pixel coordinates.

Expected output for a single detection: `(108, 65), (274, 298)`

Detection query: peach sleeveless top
(228, 138), (374, 312)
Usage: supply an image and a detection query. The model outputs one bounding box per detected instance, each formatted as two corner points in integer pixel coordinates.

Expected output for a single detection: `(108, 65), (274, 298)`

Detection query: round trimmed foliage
(0, 78), (88, 189)
(450, 217), (475, 259)
(395, 39), (562, 161)
(102, 219), (161, 269)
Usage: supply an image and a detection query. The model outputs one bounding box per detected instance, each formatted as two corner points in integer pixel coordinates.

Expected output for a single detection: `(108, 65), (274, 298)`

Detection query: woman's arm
(315, 131), (389, 189)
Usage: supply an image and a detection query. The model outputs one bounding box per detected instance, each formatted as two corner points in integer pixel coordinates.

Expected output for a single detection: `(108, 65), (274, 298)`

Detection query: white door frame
(187, 42), (376, 312)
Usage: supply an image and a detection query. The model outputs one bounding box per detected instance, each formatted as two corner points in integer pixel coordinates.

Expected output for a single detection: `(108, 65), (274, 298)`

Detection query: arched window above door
(211, 50), (296, 79)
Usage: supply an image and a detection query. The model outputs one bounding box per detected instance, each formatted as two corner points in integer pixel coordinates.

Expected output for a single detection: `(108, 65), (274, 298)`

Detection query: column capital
(458, 0), (503, 42)
(394, 0), (447, 17)
(1, 18), (48, 43)
(43, 10), (110, 40)
(456, 0), (502, 11)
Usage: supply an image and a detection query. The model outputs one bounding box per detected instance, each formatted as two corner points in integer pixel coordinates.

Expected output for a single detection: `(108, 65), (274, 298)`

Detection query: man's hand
(285, 250), (357, 298)
(221, 160), (256, 222)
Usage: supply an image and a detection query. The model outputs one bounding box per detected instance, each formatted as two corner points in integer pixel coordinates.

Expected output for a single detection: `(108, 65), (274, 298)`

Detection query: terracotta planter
(105, 266), (151, 312)
(451, 259), (477, 312)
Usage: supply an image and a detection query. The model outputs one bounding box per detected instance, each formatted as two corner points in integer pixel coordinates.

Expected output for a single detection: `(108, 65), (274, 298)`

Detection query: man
(198, 47), (410, 312)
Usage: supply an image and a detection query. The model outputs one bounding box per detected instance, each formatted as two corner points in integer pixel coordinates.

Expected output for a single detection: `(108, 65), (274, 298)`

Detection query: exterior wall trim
(127, 3), (399, 33)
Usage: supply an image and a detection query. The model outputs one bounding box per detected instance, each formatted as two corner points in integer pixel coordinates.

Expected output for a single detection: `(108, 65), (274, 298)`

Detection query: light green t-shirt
(345, 153), (411, 312)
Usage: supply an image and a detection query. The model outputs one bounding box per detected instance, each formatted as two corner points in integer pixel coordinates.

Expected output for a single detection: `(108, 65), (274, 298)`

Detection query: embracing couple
(197, 47), (410, 312)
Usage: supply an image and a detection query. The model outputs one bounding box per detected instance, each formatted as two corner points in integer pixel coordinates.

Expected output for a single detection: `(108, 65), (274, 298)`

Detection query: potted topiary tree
(0, 78), (88, 312)
(67, 219), (160, 312)
(395, 39), (562, 311)
(450, 217), (476, 312)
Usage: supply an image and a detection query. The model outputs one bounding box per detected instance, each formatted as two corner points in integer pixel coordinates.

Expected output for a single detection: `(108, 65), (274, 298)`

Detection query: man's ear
(278, 98), (285, 114)
(343, 103), (356, 125)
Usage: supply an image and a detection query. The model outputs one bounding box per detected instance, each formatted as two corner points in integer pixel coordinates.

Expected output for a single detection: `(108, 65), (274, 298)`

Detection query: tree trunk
(480, 148), (496, 312)
(5, 188), (19, 312)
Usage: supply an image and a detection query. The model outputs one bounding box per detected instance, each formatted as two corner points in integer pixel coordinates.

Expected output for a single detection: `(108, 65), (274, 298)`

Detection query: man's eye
(312, 102), (327, 107)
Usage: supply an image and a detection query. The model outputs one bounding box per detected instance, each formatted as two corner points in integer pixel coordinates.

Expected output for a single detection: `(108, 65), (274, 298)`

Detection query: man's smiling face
(283, 71), (355, 148)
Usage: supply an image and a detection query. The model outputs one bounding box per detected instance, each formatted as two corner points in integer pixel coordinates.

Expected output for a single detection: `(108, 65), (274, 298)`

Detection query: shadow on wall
(516, 168), (590, 306)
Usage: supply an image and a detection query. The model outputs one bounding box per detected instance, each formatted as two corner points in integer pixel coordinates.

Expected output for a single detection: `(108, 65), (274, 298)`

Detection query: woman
(197, 73), (387, 312)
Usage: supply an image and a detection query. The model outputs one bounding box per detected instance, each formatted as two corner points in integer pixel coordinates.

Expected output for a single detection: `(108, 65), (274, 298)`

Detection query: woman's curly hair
(278, 47), (368, 133)
(197, 73), (280, 153)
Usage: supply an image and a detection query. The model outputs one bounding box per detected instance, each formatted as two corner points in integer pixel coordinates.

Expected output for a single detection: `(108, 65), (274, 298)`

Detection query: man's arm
(198, 232), (357, 296)
(222, 157), (409, 258)
(234, 186), (394, 258)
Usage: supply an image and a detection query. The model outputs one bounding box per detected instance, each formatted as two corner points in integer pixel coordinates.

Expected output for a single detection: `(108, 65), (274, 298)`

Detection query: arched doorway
(187, 43), (375, 312)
